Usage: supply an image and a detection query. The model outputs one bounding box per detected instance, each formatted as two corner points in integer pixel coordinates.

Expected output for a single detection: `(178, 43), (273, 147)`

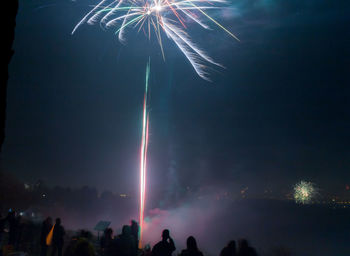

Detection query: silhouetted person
(41, 217), (53, 256)
(79, 230), (94, 241)
(130, 220), (139, 249)
(114, 225), (137, 256)
(14, 215), (23, 250)
(51, 218), (65, 256)
(142, 244), (152, 256)
(0, 213), (5, 245)
(64, 232), (95, 256)
(64, 236), (79, 256)
(74, 238), (95, 256)
(180, 236), (203, 256)
(220, 241), (237, 256)
(100, 228), (113, 256)
(237, 239), (257, 256)
(6, 211), (17, 245)
(152, 229), (176, 256)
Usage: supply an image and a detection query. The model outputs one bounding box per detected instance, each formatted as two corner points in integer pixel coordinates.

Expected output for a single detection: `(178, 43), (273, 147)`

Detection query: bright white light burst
(72, 0), (239, 80)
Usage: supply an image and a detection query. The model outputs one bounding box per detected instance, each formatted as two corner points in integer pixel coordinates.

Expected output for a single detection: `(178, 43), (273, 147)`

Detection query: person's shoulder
(154, 241), (162, 247)
(128, 235), (135, 243)
(153, 241), (163, 250)
(220, 247), (227, 254)
(179, 249), (188, 256)
(111, 237), (119, 245)
(157, 240), (165, 245)
(248, 247), (257, 256)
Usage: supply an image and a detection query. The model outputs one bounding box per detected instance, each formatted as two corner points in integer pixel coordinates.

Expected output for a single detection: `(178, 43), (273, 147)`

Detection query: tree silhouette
(1, 0), (18, 151)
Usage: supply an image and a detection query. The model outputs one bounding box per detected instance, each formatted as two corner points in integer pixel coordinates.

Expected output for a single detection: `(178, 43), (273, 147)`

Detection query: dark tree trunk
(0, 0), (19, 151)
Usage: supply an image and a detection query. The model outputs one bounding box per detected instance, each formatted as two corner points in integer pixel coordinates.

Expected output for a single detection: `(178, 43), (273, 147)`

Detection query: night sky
(2, 0), (349, 197)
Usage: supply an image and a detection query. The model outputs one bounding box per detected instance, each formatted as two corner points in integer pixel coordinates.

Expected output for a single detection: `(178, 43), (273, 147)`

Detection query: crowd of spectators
(0, 211), (258, 256)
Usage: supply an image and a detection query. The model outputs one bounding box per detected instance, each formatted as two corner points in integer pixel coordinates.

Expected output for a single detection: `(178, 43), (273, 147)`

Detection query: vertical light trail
(139, 59), (150, 248)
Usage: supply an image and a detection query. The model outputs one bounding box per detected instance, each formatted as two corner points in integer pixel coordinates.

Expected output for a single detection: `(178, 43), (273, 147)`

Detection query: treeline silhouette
(0, 171), (136, 229)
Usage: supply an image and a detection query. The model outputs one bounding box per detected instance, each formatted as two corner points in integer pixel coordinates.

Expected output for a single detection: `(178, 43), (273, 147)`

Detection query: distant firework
(293, 181), (317, 204)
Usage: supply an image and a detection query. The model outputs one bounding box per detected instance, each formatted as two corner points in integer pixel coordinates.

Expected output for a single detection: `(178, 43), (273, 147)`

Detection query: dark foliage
(0, 0), (18, 151)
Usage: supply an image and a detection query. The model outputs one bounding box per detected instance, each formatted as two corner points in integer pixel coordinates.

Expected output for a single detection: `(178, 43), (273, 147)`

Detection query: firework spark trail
(72, 0), (239, 80)
(139, 59), (150, 248)
(71, 0), (239, 247)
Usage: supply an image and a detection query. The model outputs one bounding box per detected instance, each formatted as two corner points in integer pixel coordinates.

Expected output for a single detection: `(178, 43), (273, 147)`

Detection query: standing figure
(152, 229), (176, 256)
(114, 225), (137, 256)
(220, 241), (237, 256)
(6, 211), (17, 246)
(14, 215), (23, 250)
(130, 220), (139, 249)
(142, 244), (152, 256)
(237, 239), (257, 256)
(0, 214), (5, 246)
(40, 217), (53, 256)
(51, 218), (65, 256)
(180, 236), (203, 256)
(100, 228), (113, 256)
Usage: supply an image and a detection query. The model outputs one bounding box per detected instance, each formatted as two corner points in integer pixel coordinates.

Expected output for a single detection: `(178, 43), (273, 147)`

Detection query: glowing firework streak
(294, 181), (317, 204)
(72, 0), (239, 80)
(71, 0), (239, 247)
(139, 60), (150, 248)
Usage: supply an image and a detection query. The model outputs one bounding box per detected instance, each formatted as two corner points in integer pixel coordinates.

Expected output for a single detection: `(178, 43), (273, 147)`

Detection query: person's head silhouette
(162, 229), (170, 240)
(122, 225), (131, 235)
(227, 240), (236, 250)
(238, 239), (248, 249)
(186, 236), (198, 251)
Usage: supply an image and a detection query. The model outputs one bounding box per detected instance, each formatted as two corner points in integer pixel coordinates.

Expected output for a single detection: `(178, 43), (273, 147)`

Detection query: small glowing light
(155, 5), (162, 11)
(151, 5), (162, 12)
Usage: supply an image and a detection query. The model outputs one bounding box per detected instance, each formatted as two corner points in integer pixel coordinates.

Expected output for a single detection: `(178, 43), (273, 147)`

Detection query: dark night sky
(2, 0), (349, 196)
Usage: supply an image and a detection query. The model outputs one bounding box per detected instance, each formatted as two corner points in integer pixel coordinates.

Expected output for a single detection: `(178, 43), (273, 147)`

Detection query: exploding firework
(293, 181), (317, 204)
(72, 0), (239, 80)
(72, 0), (239, 247)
